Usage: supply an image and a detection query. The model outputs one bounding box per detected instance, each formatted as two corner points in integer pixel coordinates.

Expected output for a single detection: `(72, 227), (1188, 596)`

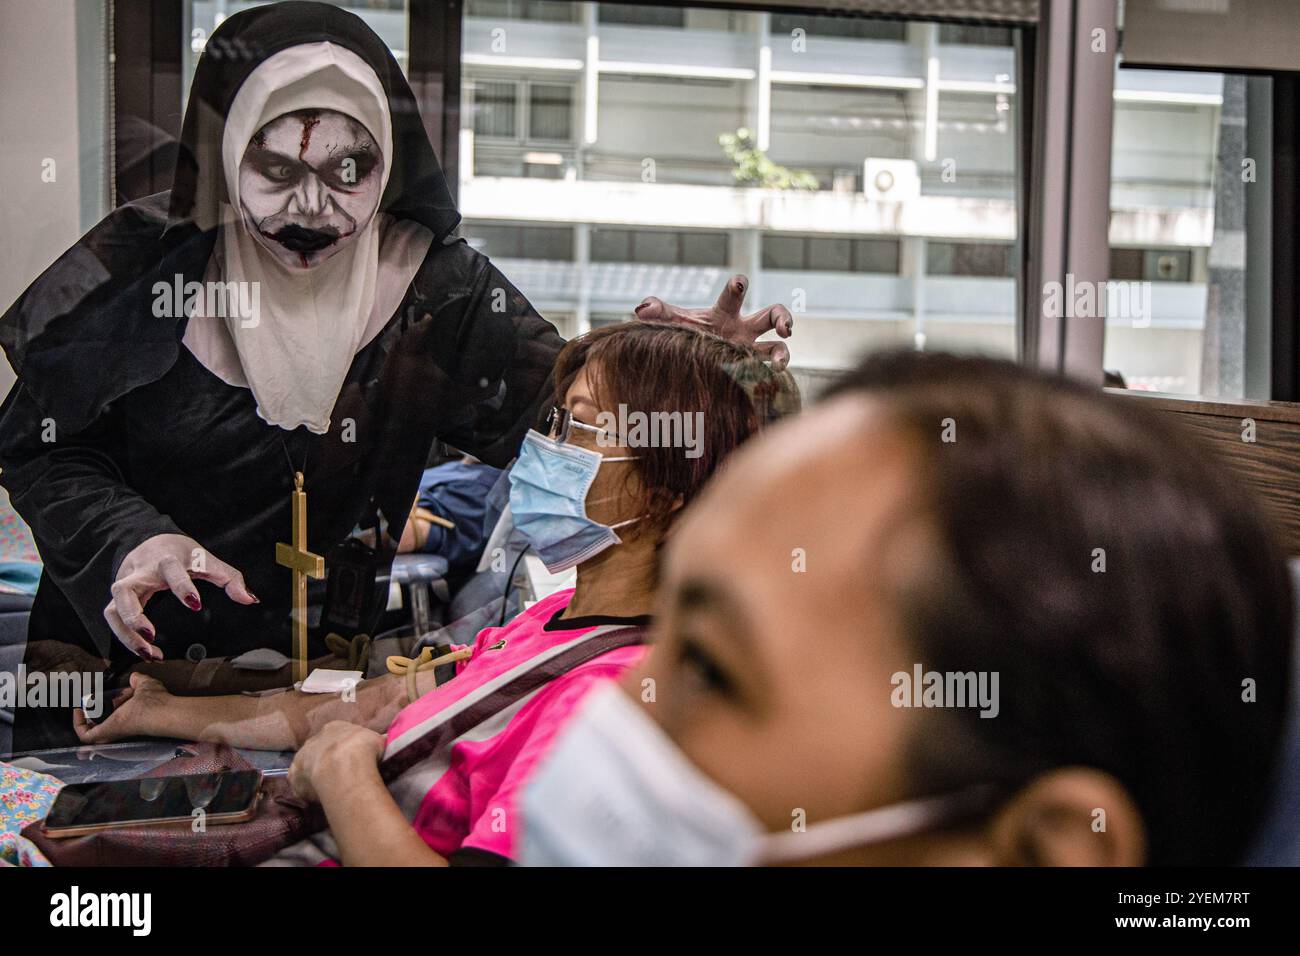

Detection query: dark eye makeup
(248, 153), (300, 185)
(245, 150), (379, 190)
(324, 151), (379, 187)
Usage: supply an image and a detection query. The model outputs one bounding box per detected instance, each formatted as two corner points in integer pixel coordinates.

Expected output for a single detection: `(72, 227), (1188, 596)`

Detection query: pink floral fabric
(0, 763), (63, 866)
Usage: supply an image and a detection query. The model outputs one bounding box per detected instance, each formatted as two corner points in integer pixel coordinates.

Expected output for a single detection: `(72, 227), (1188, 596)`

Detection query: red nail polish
(634, 302), (649, 314)
(249, 593), (261, 604)
(185, 594), (202, 611)
(139, 627), (155, 642)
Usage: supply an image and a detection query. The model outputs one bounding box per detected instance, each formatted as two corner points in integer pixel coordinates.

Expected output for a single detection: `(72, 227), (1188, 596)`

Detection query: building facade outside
(180, 1), (1240, 398)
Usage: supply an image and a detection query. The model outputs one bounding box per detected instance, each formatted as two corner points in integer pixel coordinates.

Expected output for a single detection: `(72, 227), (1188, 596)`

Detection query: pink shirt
(384, 588), (648, 862)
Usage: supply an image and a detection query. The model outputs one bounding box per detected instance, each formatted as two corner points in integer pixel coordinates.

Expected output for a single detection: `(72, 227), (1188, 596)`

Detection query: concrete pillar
(1200, 74), (1248, 399)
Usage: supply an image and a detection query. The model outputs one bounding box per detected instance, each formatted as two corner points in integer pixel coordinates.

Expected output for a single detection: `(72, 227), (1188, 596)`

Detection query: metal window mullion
(1061, 0), (1117, 381)
(1024, 0), (1117, 381)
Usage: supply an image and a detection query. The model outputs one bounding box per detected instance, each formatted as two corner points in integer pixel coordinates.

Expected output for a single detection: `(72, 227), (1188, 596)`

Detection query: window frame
(116, 0), (1059, 370)
(761, 233), (902, 275)
(111, 0), (184, 206)
(1104, 67), (1300, 401)
(469, 75), (578, 146)
(590, 227), (730, 267)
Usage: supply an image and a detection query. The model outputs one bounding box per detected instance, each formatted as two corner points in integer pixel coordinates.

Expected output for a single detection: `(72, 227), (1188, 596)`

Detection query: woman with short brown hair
(73, 321), (798, 866)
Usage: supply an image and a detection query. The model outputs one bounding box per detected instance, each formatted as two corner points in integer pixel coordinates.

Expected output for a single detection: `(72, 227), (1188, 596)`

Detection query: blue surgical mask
(508, 429), (640, 573)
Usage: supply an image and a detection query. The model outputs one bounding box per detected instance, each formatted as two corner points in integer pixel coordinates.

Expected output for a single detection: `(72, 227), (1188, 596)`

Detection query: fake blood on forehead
(298, 112), (321, 160)
(296, 114), (363, 195)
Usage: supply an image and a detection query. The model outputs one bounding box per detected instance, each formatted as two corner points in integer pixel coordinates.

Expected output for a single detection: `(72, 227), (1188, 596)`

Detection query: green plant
(718, 128), (819, 190)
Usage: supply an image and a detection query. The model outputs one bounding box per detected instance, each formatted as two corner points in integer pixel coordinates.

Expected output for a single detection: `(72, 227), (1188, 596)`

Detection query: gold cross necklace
(274, 440), (326, 683)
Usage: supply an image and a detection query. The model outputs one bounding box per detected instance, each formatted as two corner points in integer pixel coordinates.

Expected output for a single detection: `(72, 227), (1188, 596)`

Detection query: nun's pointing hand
(632, 274), (794, 369)
(105, 533), (258, 659)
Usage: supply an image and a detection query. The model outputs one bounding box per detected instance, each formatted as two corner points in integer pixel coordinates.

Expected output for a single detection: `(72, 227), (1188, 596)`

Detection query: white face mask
(519, 683), (994, 867)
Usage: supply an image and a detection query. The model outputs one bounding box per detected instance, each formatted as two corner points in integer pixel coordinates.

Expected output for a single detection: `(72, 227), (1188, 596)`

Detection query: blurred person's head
(523, 351), (1292, 866)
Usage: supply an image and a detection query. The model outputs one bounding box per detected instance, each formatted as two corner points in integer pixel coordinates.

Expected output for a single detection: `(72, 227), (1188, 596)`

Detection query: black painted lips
(268, 224), (341, 253)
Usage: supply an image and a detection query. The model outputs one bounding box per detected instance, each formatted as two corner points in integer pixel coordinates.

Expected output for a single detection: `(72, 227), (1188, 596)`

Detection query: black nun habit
(0, 2), (564, 744)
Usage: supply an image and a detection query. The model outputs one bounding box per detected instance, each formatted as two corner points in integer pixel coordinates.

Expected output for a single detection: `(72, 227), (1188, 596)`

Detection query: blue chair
(0, 590), (34, 758)
(1242, 561), (1300, 864)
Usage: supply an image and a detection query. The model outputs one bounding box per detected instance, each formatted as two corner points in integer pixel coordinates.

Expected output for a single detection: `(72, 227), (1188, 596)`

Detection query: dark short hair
(825, 350), (1293, 865)
(550, 321), (799, 530)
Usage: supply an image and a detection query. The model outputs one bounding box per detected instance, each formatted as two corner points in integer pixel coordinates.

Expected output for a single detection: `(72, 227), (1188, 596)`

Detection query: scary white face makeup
(237, 108), (384, 269)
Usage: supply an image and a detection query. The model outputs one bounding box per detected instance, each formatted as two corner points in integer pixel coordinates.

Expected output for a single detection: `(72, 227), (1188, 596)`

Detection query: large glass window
(1104, 67), (1271, 398)
(458, 4), (1027, 390)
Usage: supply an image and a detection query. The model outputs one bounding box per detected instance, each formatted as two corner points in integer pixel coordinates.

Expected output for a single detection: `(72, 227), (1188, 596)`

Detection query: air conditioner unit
(863, 158), (920, 202)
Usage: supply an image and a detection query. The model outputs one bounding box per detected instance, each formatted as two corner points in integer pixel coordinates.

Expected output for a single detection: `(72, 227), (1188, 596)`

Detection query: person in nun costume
(0, 2), (791, 749)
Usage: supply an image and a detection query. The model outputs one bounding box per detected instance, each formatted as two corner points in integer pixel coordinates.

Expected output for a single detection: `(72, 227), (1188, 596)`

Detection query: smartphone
(42, 770), (263, 838)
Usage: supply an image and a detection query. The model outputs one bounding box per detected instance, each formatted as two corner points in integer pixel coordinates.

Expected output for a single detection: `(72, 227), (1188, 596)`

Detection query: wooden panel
(1124, 0), (1300, 75)
(1112, 390), (1300, 553)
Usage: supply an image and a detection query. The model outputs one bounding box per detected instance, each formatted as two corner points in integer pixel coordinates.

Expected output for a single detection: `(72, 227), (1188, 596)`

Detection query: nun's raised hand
(105, 533), (258, 660)
(633, 274), (794, 369)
